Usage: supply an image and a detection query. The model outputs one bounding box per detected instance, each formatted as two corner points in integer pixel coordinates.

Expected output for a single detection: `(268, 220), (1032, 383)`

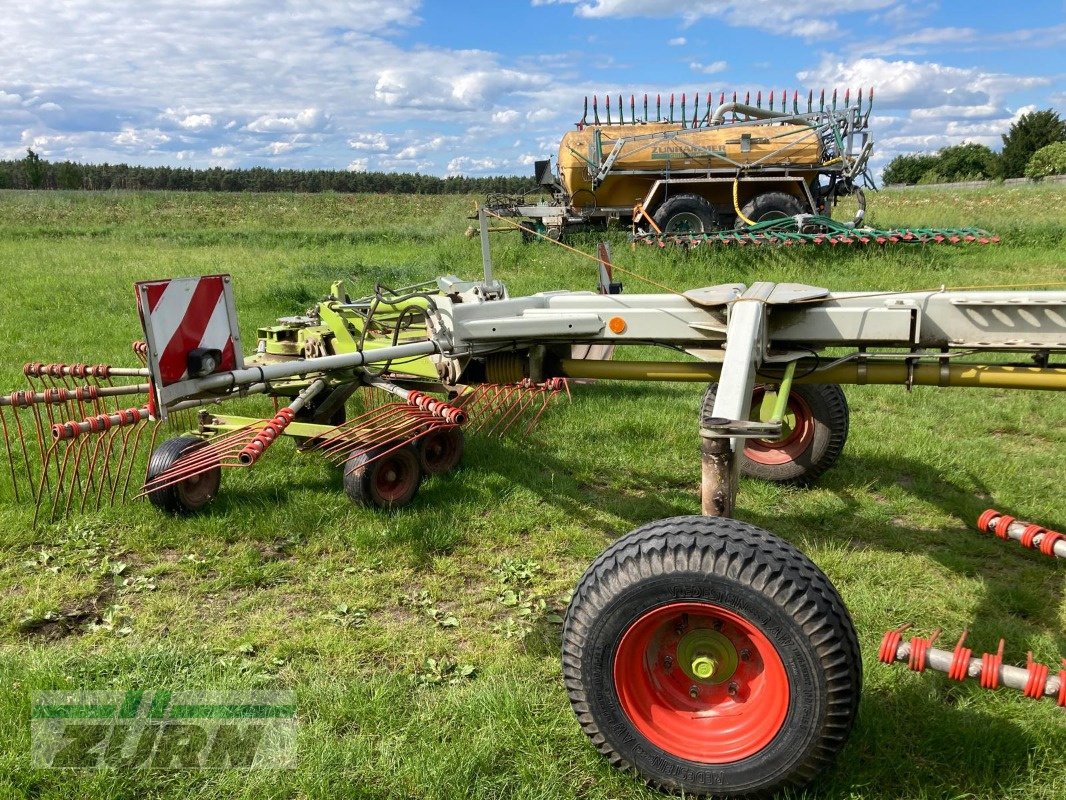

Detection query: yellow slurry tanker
(492, 89), (874, 238)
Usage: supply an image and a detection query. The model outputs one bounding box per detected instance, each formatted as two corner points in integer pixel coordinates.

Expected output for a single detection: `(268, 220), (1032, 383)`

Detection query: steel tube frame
(559, 360), (1066, 391)
(889, 641), (1062, 700)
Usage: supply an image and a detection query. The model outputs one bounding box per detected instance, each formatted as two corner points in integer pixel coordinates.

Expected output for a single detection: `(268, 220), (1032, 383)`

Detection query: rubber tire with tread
(653, 194), (720, 234)
(735, 191), (807, 229)
(343, 444), (422, 509)
(417, 427), (465, 475)
(145, 435), (220, 514)
(562, 515), (861, 798)
(700, 382), (849, 485)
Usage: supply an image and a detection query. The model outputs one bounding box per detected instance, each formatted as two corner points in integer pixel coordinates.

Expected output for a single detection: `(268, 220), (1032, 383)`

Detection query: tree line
(883, 108), (1066, 185)
(0, 152), (538, 194)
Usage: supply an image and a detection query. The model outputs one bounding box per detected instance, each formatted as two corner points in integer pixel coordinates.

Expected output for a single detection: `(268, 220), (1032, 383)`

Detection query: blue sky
(1, 1), (1063, 178)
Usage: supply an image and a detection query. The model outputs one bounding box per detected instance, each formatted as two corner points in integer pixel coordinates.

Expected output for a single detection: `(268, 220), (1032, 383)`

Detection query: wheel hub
(676, 628), (738, 684)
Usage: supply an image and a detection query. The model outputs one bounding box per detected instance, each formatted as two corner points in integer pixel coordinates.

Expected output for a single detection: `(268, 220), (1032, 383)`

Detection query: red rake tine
(341, 424), (441, 478)
(0, 407), (23, 502)
(126, 421), (161, 503)
(313, 405), (412, 460)
(137, 427), (257, 497)
(486, 388), (537, 437)
(33, 439), (62, 527)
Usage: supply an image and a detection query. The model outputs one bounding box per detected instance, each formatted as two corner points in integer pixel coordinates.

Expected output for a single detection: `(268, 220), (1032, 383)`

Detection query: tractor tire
(145, 435), (220, 514)
(417, 427), (465, 476)
(653, 194), (721, 234)
(735, 191), (807, 229)
(701, 382), (849, 486)
(343, 444), (422, 509)
(562, 515), (861, 798)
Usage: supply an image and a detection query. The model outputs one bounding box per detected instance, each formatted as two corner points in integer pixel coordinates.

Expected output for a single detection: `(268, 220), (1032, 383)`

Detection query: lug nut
(727, 681), (739, 697)
(712, 619), (723, 631)
(663, 655), (673, 669)
(689, 685), (699, 699)
(739, 648), (751, 661)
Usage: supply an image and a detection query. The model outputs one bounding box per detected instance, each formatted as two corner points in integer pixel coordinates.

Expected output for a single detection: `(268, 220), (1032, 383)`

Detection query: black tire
(653, 194), (720, 234)
(417, 427), (464, 475)
(562, 515), (860, 798)
(735, 191), (807, 229)
(343, 444), (422, 509)
(145, 435), (220, 514)
(701, 383), (849, 485)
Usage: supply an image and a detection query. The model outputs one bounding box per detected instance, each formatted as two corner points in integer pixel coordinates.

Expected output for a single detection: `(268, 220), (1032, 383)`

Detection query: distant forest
(0, 149), (539, 194)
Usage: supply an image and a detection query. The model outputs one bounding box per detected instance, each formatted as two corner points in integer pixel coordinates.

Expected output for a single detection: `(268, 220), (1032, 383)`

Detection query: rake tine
(29, 403), (48, 487)
(136, 425), (256, 497)
(522, 390), (557, 436)
(49, 441), (75, 523)
(314, 405), (402, 459)
(9, 407), (37, 500)
(80, 431), (112, 513)
(486, 387), (534, 437)
(325, 412), (425, 465)
(124, 420), (160, 503)
(33, 440), (60, 528)
(0, 407), (22, 502)
(90, 425), (126, 512)
(64, 435), (93, 518)
(341, 424), (441, 477)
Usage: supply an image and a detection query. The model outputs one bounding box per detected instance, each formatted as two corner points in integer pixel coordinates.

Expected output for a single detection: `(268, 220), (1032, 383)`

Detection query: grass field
(0, 185), (1064, 800)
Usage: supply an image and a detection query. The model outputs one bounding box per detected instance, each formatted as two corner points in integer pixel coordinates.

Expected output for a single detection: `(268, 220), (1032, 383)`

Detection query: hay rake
(3, 211), (1065, 797)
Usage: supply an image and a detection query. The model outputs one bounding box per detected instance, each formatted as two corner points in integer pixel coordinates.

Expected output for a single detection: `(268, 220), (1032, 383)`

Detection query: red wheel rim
(613, 601), (789, 763)
(744, 388), (815, 466)
(372, 451), (417, 503)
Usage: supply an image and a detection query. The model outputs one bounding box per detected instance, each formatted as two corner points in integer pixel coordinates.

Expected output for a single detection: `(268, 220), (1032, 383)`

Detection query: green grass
(0, 186), (1064, 800)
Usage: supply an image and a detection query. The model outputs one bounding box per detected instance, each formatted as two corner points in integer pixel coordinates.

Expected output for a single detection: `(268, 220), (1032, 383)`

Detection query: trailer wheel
(145, 435), (220, 514)
(417, 427), (464, 475)
(654, 194), (720, 234)
(735, 191), (806, 228)
(701, 383), (849, 485)
(343, 444), (422, 509)
(562, 515), (860, 798)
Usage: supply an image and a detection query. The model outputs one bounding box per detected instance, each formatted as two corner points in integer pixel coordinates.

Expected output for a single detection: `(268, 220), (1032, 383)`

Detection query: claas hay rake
(2, 211), (1064, 798)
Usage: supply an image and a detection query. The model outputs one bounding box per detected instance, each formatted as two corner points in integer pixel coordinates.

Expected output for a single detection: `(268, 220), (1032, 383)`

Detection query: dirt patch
(19, 580), (115, 641)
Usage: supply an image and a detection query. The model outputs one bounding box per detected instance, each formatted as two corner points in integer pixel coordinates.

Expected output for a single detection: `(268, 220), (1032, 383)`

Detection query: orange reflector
(608, 317), (627, 334)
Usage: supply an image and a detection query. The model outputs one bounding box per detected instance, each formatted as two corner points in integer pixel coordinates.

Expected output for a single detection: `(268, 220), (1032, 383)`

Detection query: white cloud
(492, 109), (521, 124)
(347, 158), (369, 172)
(797, 56), (1048, 111)
(178, 113), (214, 130)
(373, 62), (543, 111)
(0, 1), (1054, 178)
(690, 60), (727, 75)
(246, 108), (325, 134)
(113, 127), (171, 147)
(544, 0), (897, 40)
(446, 156), (506, 175)
(348, 132), (391, 152)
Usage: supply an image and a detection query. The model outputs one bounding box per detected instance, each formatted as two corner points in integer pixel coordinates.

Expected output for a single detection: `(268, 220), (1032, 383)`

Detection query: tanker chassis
(491, 89), (874, 238)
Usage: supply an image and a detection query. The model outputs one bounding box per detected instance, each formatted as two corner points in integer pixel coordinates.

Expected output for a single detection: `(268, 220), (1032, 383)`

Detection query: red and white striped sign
(135, 274), (242, 387)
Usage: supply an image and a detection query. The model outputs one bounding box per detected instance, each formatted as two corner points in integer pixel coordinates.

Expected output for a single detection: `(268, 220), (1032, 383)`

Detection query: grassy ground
(0, 185), (1064, 800)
